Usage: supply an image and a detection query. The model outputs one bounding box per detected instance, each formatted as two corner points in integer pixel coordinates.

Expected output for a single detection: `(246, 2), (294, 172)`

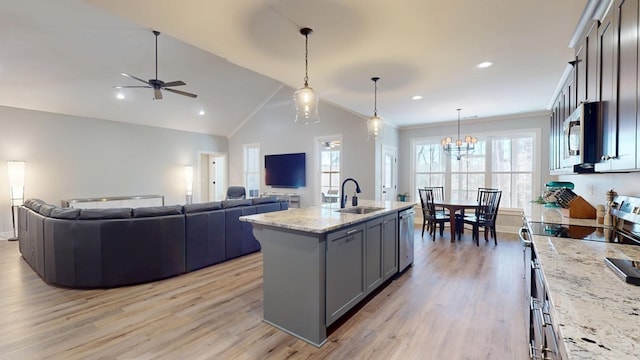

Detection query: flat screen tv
(265, 152), (306, 188)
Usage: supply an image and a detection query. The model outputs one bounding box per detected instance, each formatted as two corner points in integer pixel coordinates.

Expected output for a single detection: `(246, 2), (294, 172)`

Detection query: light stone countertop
(526, 203), (640, 359)
(240, 199), (415, 234)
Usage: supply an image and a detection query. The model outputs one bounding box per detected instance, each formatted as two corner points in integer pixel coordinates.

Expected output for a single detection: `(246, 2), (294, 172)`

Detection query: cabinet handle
(518, 227), (531, 247)
(346, 228), (360, 235)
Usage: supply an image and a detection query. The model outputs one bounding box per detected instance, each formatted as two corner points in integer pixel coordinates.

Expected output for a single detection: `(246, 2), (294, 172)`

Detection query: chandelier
(441, 108), (476, 160)
(367, 77), (384, 140)
(294, 27), (320, 124)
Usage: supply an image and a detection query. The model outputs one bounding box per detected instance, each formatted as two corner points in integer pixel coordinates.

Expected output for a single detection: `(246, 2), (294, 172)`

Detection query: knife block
(560, 196), (597, 219)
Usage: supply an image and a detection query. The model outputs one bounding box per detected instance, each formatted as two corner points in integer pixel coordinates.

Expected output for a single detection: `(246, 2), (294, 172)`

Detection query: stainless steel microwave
(561, 102), (600, 172)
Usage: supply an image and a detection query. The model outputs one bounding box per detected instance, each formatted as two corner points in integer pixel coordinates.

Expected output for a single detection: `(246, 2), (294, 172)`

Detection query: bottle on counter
(596, 204), (605, 224)
(604, 189), (617, 227)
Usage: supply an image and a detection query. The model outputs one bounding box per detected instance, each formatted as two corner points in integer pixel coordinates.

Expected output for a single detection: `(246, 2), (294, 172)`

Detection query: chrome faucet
(340, 178), (361, 208)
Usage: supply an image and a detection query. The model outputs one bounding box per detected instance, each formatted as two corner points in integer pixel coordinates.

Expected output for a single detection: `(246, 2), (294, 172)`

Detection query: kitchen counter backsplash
(523, 204), (600, 226)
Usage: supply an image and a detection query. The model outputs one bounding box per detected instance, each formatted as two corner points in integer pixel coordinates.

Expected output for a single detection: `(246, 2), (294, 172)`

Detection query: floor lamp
(7, 160), (25, 241)
(184, 165), (193, 205)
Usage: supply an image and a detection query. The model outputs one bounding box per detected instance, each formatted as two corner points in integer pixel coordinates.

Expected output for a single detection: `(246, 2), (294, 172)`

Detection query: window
(414, 143), (445, 201)
(319, 139), (341, 203)
(412, 131), (536, 209)
(243, 143), (260, 198)
(490, 136), (534, 209)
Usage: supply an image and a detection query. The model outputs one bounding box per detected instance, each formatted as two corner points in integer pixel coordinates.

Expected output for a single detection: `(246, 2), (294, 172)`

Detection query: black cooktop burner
(527, 222), (640, 246)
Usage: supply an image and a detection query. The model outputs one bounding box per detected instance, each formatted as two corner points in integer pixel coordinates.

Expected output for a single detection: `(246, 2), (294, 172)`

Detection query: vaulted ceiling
(0, 0), (587, 137)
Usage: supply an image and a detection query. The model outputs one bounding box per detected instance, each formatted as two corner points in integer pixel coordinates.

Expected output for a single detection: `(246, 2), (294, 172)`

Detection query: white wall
(0, 105), (227, 235)
(397, 112), (553, 202)
(228, 86), (398, 207)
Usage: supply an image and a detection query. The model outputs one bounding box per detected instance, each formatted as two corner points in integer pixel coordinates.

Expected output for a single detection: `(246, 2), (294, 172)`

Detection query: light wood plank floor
(0, 228), (529, 359)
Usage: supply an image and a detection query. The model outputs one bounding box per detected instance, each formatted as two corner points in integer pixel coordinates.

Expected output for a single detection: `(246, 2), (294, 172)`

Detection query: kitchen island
(524, 205), (640, 359)
(240, 200), (414, 346)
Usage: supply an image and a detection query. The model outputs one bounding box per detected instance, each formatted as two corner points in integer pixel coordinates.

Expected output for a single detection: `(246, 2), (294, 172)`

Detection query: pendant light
(294, 27), (320, 124)
(441, 108), (477, 160)
(367, 77), (384, 140)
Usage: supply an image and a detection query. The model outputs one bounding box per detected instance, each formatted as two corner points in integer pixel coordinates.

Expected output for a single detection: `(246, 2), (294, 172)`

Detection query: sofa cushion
(132, 205), (183, 218)
(49, 207), (81, 219)
(252, 197), (278, 205)
(38, 204), (57, 216)
(182, 201), (223, 214)
(23, 198), (38, 209)
(26, 199), (46, 212)
(222, 199), (253, 209)
(79, 208), (133, 219)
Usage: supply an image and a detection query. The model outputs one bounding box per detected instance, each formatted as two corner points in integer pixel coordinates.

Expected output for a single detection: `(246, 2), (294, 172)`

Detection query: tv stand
(263, 192), (300, 208)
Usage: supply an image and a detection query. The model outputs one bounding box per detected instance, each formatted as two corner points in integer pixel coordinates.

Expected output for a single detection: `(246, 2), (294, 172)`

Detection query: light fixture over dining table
(441, 108), (476, 160)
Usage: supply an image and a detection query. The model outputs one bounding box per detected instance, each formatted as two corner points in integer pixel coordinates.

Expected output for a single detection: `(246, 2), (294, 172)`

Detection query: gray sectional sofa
(18, 197), (287, 288)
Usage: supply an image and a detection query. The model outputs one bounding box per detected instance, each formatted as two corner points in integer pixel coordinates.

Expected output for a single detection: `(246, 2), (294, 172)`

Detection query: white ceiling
(0, 0), (587, 137)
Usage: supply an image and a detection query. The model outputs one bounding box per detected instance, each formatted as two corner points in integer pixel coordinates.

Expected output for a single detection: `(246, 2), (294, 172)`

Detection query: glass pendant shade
(367, 77), (384, 140)
(294, 85), (320, 124)
(367, 115), (384, 140)
(294, 27), (319, 124)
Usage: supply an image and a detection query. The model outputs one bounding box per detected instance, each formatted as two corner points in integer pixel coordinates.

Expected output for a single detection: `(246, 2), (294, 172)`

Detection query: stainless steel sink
(335, 206), (385, 214)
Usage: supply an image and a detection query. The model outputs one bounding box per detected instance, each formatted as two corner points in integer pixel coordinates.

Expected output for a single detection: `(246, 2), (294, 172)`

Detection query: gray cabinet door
(326, 224), (365, 326)
(382, 214), (398, 280)
(365, 217), (384, 294)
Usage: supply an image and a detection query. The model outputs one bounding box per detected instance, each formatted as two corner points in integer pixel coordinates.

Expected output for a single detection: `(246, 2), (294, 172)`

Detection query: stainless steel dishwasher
(398, 207), (415, 272)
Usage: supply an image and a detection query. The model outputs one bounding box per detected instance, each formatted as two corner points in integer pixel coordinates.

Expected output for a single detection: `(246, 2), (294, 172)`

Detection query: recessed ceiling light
(412, 95), (423, 100)
(198, 110), (205, 116)
(116, 92), (125, 100)
(476, 61), (494, 69)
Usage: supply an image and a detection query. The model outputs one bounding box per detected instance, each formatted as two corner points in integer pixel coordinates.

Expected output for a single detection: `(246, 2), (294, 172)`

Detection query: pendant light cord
(457, 108), (462, 140)
(304, 33), (309, 87)
(372, 77), (380, 116)
(374, 80), (378, 116)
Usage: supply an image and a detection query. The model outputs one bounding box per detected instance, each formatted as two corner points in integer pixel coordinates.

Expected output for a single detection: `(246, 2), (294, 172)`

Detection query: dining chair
(455, 187), (498, 238)
(476, 187), (498, 201)
(419, 188), (451, 239)
(462, 189), (502, 246)
(423, 186), (448, 215)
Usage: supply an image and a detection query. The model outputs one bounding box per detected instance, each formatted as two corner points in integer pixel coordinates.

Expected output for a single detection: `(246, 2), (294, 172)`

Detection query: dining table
(434, 199), (480, 243)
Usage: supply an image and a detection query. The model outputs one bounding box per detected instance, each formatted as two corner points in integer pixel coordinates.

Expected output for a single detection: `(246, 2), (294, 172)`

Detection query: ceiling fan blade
(164, 88), (198, 98)
(154, 88), (163, 100)
(121, 73), (149, 85)
(162, 80), (186, 87)
(113, 85), (151, 89)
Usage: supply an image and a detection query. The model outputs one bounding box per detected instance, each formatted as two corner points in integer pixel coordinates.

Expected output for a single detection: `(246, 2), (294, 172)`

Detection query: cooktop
(527, 221), (640, 246)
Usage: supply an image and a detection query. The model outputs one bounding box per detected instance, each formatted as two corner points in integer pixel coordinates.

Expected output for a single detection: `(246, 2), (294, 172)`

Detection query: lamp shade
(367, 115), (384, 140)
(294, 86), (320, 124)
(7, 160), (26, 206)
(184, 165), (194, 196)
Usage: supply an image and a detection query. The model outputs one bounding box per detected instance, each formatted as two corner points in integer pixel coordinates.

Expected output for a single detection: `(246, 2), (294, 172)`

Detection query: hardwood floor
(0, 228), (529, 359)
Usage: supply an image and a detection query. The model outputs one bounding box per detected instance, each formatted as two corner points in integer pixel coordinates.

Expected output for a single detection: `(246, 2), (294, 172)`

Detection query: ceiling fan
(114, 30), (197, 100)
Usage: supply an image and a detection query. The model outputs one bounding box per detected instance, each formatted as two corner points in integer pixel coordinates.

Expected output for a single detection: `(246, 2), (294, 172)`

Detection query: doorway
(198, 151), (227, 202)
(381, 145), (397, 202)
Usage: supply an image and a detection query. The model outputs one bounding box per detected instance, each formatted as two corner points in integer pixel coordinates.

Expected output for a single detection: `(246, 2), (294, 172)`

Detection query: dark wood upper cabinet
(596, 0), (638, 171)
(598, 6), (617, 162)
(614, 0), (638, 169)
(586, 21), (599, 102)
